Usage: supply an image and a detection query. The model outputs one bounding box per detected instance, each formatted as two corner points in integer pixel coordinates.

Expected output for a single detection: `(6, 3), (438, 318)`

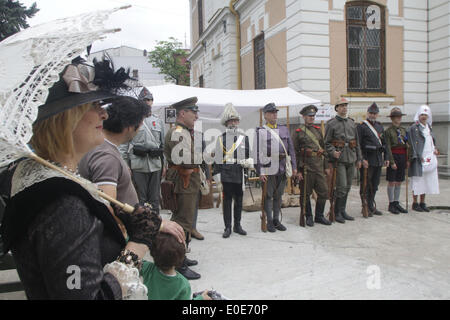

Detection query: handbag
(264, 126), (293, 178)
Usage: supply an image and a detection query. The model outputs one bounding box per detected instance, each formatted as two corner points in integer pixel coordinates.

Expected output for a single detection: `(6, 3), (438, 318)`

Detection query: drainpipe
(229, 0), (242, 89)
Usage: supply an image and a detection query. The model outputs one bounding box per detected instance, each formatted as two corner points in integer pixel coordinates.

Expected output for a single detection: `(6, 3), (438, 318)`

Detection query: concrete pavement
(1, 179), (449, 300)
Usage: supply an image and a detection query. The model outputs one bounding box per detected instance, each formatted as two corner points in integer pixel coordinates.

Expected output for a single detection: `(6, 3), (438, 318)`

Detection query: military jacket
(164, 122), (201, 194)
(385, 125), (410, 165)
(253, 125), (297, 176)
(213, 131), (250, 184)
(324, 116), (362, 164)
(357, 120), (387, 167)
(293, 124), (328, 173)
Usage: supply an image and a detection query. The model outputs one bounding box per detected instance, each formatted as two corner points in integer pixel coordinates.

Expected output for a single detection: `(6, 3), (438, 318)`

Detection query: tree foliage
(0, 0), (39, 41)
(148, 37), (190, 86)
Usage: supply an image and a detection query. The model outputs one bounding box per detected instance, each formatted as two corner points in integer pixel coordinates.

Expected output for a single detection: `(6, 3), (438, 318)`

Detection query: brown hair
(150, 233), (186, 272)
(30, 103), (91, 162)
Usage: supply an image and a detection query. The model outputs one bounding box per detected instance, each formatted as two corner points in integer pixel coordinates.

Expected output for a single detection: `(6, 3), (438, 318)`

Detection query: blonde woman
(0, 59), (180, 299)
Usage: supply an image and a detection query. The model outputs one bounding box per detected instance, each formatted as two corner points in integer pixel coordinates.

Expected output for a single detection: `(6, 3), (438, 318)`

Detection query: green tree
(0, 0), (39, 41)
(148, 37), (190, 86)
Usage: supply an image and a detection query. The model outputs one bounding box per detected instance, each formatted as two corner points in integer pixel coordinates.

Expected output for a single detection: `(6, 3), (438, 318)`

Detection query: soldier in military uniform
(254, 103), (297, 232)
(164, 97), (203, 280)
(357, 103), (389, 216)
(324, 97), (362, 223)
(293, 105), (332, 227)
(213, 103), (253, 238)
(385, 108), (409, 214)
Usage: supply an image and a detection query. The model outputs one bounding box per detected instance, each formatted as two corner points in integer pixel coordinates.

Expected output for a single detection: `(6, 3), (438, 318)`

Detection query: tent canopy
(146, 84), (321, 122)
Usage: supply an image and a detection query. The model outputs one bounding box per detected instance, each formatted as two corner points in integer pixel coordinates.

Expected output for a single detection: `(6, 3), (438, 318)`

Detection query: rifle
(300, 168), (307, 227)
(406, 144), (409, 211)
(361, 167), (369, 218)
(327, 160), (337, 222)
(261, 179), (268, 232)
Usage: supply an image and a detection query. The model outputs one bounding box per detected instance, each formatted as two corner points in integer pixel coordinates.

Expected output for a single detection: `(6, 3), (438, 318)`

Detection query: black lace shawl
(0, 177), (126, 299)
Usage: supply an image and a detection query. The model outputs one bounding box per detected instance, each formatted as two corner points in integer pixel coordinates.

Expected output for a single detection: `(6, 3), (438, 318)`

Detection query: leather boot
(314, 200), (331, 225)
(395, 201), (408, 213)
(273, 219), (287, 231)
(185, 257), (198, 266)
(233, 224), (247, 235)
(334, 198), (346, 224)
(267, 220), (276, 233)
(412, 202), (423, 212)
(306, 200), (314, 227)
(223, 227), (231, 238)
(341, 195), (354, 221)
(420, 203), (430, 212)
(176, 257), (201, 280)
(388, 202), (400, 214)
(233, 196), (246, 235)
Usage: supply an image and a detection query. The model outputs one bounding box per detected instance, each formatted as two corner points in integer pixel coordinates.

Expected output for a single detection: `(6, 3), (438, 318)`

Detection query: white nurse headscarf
(414, 105), (433, 127)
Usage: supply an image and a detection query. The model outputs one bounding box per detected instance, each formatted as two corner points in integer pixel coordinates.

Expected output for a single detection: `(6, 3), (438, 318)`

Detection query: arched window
(346, 1), (386, 92)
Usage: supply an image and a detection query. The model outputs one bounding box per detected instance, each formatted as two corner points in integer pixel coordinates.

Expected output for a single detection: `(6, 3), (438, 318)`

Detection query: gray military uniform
(120, 115), (165, 211)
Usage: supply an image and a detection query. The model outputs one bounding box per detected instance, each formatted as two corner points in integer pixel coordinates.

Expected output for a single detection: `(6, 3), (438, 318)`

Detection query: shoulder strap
(264, 125), (289, 155)
(363, 120), (382, 146)
(302, 125), (322, 150)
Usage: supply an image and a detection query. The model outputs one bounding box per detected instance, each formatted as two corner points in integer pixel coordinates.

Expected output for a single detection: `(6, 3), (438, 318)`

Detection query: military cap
(334, 97), (349, 111)
(367, 102), (379, 114)
(171, 97), (199, 112)
(138, 87), (153, 101)
(262, 102), (279, 113)
(300, 105), (318, 116)
(388, 107), (406, 118)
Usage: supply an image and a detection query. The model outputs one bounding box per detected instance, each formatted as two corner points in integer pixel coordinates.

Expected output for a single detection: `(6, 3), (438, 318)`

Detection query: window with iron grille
(346, 2), (385, 92)
(198, 0), (203, 36)
(254, 34), (266, 89)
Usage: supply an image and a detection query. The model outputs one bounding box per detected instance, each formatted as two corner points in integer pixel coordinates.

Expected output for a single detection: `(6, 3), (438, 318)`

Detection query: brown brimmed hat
(388, 107), (406, 118)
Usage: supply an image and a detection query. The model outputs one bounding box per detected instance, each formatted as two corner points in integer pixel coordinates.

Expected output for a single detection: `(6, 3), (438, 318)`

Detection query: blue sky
(21, 0), (191, 51)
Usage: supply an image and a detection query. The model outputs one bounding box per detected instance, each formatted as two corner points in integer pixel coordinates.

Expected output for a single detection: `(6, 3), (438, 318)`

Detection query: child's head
(150, 233), (186, 272)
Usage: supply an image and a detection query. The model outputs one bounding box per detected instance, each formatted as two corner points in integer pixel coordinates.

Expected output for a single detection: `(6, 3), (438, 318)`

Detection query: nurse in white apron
(409, 105), (440, 212)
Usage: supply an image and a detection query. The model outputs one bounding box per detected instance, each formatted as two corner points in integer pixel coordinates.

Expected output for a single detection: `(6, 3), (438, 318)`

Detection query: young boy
(142, 233), (211, 300)
(385, 108), (409, 214)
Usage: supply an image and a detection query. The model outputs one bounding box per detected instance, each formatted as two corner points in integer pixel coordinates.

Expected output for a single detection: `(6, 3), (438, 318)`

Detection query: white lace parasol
(0, 6), (135, 213)
(0, 6), (130, 167)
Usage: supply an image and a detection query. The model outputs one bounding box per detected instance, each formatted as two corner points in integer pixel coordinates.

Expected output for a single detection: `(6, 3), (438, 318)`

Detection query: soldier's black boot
(233, 195), (247, 235)
(267, 220), (276, 233)
(223, 227), (232, 238)
(306, 200), (314, 227)
(388, 202), (400, 214)
(314, 200), (331, 225)
(273, 219), (287, 231)
(177, 258), (201, 280)
(334, 198), (346, 224)
(341, 195), (354, 221)
(395, 201), (408, 213)
(370, 194), (383, 215)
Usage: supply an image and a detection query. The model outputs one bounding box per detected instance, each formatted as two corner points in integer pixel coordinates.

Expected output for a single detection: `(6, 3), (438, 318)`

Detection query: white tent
(146, 84), (321, 123)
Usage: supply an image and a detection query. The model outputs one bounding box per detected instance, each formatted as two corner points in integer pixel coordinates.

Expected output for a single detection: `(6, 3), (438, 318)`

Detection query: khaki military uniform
(293, 124), (329, 214)
(325, 115), (362, 218)
(164, 122), (201, 233)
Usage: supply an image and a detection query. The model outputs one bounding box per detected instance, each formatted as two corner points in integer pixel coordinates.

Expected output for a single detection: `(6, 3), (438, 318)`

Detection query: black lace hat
(35, 57), (133, 123)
